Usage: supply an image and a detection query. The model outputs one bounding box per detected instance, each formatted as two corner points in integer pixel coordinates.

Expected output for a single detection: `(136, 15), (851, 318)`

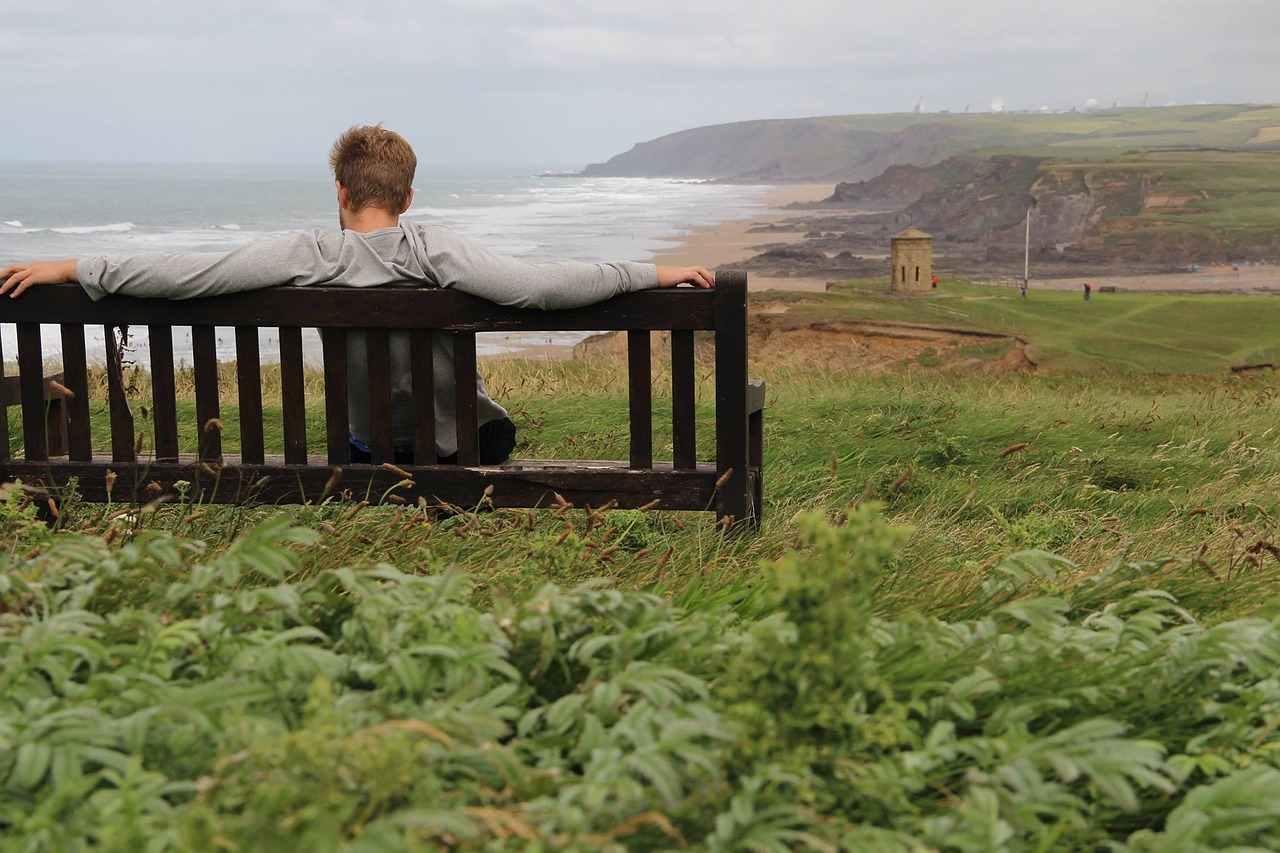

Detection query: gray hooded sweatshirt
(77, 223), (659, 455)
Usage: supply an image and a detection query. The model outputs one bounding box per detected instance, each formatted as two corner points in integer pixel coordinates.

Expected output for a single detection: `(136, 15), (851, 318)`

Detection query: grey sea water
(0, 162), (770, 363)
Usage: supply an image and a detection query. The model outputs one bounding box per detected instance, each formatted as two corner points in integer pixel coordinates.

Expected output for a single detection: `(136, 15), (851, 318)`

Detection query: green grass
(9, 299), (1280, 847)
(8, 358), (1280, 848)
(777, 280), (1280, 373)
(11, 344), (1280, 615)
(826, 104), (1280, 154)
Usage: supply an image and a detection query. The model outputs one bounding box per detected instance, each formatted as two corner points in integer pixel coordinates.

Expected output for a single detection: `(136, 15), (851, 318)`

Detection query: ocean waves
(1, 163), (770, 364)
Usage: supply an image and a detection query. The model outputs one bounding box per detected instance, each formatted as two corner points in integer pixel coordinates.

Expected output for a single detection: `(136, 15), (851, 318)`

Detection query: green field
(769, 280), (1280, 373)
(7, 292), (1280, 848)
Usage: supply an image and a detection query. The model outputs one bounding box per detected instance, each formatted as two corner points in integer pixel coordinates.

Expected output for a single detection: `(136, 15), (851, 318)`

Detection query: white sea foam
(1, 164), (772, 365)
(51, 222), (137, 235)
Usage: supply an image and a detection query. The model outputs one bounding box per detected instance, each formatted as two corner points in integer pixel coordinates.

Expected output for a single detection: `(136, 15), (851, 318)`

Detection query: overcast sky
(1, 0), (1276, 166)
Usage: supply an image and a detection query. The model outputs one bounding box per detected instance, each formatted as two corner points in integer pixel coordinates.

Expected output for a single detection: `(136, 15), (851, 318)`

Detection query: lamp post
(1023, 207), (1031, 291)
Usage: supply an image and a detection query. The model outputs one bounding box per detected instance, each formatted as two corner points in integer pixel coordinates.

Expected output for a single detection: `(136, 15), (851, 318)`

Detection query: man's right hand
(0, 260), (80, 298)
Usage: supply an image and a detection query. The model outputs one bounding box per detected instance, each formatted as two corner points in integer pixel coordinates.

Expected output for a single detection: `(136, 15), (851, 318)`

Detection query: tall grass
(16, 350), (1280, 619)
(7, 335), (1280, 848)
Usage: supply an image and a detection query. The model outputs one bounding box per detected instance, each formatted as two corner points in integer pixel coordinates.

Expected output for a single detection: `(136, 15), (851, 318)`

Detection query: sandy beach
(650, 184), (835, 293)
(485, 183), (836, 358)
(1029, 266), (1280, 294)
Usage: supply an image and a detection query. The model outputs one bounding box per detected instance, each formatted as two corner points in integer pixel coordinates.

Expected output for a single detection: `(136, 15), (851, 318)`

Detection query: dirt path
(1032, 266), (1280, 294)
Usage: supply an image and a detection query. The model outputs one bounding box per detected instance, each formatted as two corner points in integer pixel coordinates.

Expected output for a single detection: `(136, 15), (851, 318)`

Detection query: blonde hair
(329, 124), (417, 213)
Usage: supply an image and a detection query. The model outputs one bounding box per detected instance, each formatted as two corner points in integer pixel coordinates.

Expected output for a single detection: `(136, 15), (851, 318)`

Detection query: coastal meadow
(6, 335), (1280, 849)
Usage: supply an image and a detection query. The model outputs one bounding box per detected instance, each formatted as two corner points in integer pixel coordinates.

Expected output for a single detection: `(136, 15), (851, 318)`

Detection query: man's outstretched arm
(1, 231), (418, 302)
(0, 260), (79, 297)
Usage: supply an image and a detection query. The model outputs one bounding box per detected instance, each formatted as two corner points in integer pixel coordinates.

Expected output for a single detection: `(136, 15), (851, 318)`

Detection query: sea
(0, 162), (771, 365)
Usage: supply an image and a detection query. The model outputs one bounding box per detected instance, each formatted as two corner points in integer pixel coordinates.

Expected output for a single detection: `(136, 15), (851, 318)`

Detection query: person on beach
(0, 124), (714, 466)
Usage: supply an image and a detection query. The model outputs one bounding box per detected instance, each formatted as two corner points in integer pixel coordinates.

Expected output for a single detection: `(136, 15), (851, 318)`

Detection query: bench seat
(4, 455), (751, 513)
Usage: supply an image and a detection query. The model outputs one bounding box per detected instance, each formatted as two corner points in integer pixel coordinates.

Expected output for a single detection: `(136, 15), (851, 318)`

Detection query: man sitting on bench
(0, 124), (714, 465)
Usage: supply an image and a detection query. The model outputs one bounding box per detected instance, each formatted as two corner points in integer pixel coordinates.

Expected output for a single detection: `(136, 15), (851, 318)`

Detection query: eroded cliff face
(755, 151), (1280, 275)
(833, 156), (1269, 265)
(1022, 169), (1150, 248)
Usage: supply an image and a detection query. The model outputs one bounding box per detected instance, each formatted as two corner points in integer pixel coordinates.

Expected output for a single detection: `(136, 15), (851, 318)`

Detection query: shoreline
(483, 183), (837, 359)
(649, 183), (835, 294)
(483, 183), (1280, 360)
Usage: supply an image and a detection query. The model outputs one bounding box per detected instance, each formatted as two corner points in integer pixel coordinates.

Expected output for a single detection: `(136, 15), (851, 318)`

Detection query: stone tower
(890, 226), (933, 294)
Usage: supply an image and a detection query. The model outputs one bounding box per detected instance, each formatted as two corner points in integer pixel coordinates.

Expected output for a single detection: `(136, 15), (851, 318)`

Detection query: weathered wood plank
(104, 325), (136, 463)
(57, 329), (90, 461)
(671, 329), (696, 470)
(321, 328), (349, 464)
(16, 324), (47, 461)
(628, 331), (652, 469)
(749, 379), (766, 527)
(0, 333), (8, 462)
(7, 284), (719, 331)
(453, 333), (480, 466)
(279, 327), (308, 465)
(410, 330), (436, 464)
(366, 328), (394, 464)
(191, 326), (221, 462)
(714, 271), (750, 527)
(148, 326), (180, 461)
(4, 458), (721, 511)
(235, 327), (265, 464)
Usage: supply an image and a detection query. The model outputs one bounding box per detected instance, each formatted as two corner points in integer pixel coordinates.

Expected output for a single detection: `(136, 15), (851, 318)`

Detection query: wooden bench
(1, 271), (763, 528)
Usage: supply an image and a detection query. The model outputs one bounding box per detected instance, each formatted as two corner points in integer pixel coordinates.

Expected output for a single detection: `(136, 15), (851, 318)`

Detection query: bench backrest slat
(0, 334), (8, 462)
(321, 328), (349, 465)
(453, 332), (480, 466)
(148, 325), (181, 462)
(235, 326), (266, 464)
(278, 327), (308, 465)
(191, 326), (220, 463)
(671, 329), (697, 470)
(627, 330), (652, 469)
(365, 328), (395, 464)
(61, 325), (93, 462)
(17, 323), (47, 462)
(105, 325), (137, 463)
(410, 330), (436, 465)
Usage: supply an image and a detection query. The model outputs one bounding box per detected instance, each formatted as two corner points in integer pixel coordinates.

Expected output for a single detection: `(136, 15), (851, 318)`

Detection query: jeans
(349, 417), (517, 465)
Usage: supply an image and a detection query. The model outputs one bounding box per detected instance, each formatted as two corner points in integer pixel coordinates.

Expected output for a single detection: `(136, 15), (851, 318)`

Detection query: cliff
(579, 104), (1280, 182)
(771, 149), (1280, 272)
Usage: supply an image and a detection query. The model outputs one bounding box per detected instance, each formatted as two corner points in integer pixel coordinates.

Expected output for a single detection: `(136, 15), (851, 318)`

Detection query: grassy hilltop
(7, 283), (1280, 848)
(760, 279), (1280, 373)
(580, 103), (1280, 181)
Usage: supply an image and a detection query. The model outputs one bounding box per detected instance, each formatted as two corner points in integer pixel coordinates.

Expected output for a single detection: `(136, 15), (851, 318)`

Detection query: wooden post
(713, 271), (749, 528)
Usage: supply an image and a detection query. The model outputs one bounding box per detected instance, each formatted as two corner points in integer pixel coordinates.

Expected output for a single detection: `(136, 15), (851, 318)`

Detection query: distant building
(890, 227), (933, 294)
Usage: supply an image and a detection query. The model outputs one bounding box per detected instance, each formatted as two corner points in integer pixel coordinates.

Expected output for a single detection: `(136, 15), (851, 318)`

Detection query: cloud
(0, 0), (1276, 163)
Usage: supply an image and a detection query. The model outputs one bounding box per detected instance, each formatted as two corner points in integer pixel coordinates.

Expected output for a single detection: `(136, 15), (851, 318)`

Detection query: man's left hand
(656, 265), (714, 289)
